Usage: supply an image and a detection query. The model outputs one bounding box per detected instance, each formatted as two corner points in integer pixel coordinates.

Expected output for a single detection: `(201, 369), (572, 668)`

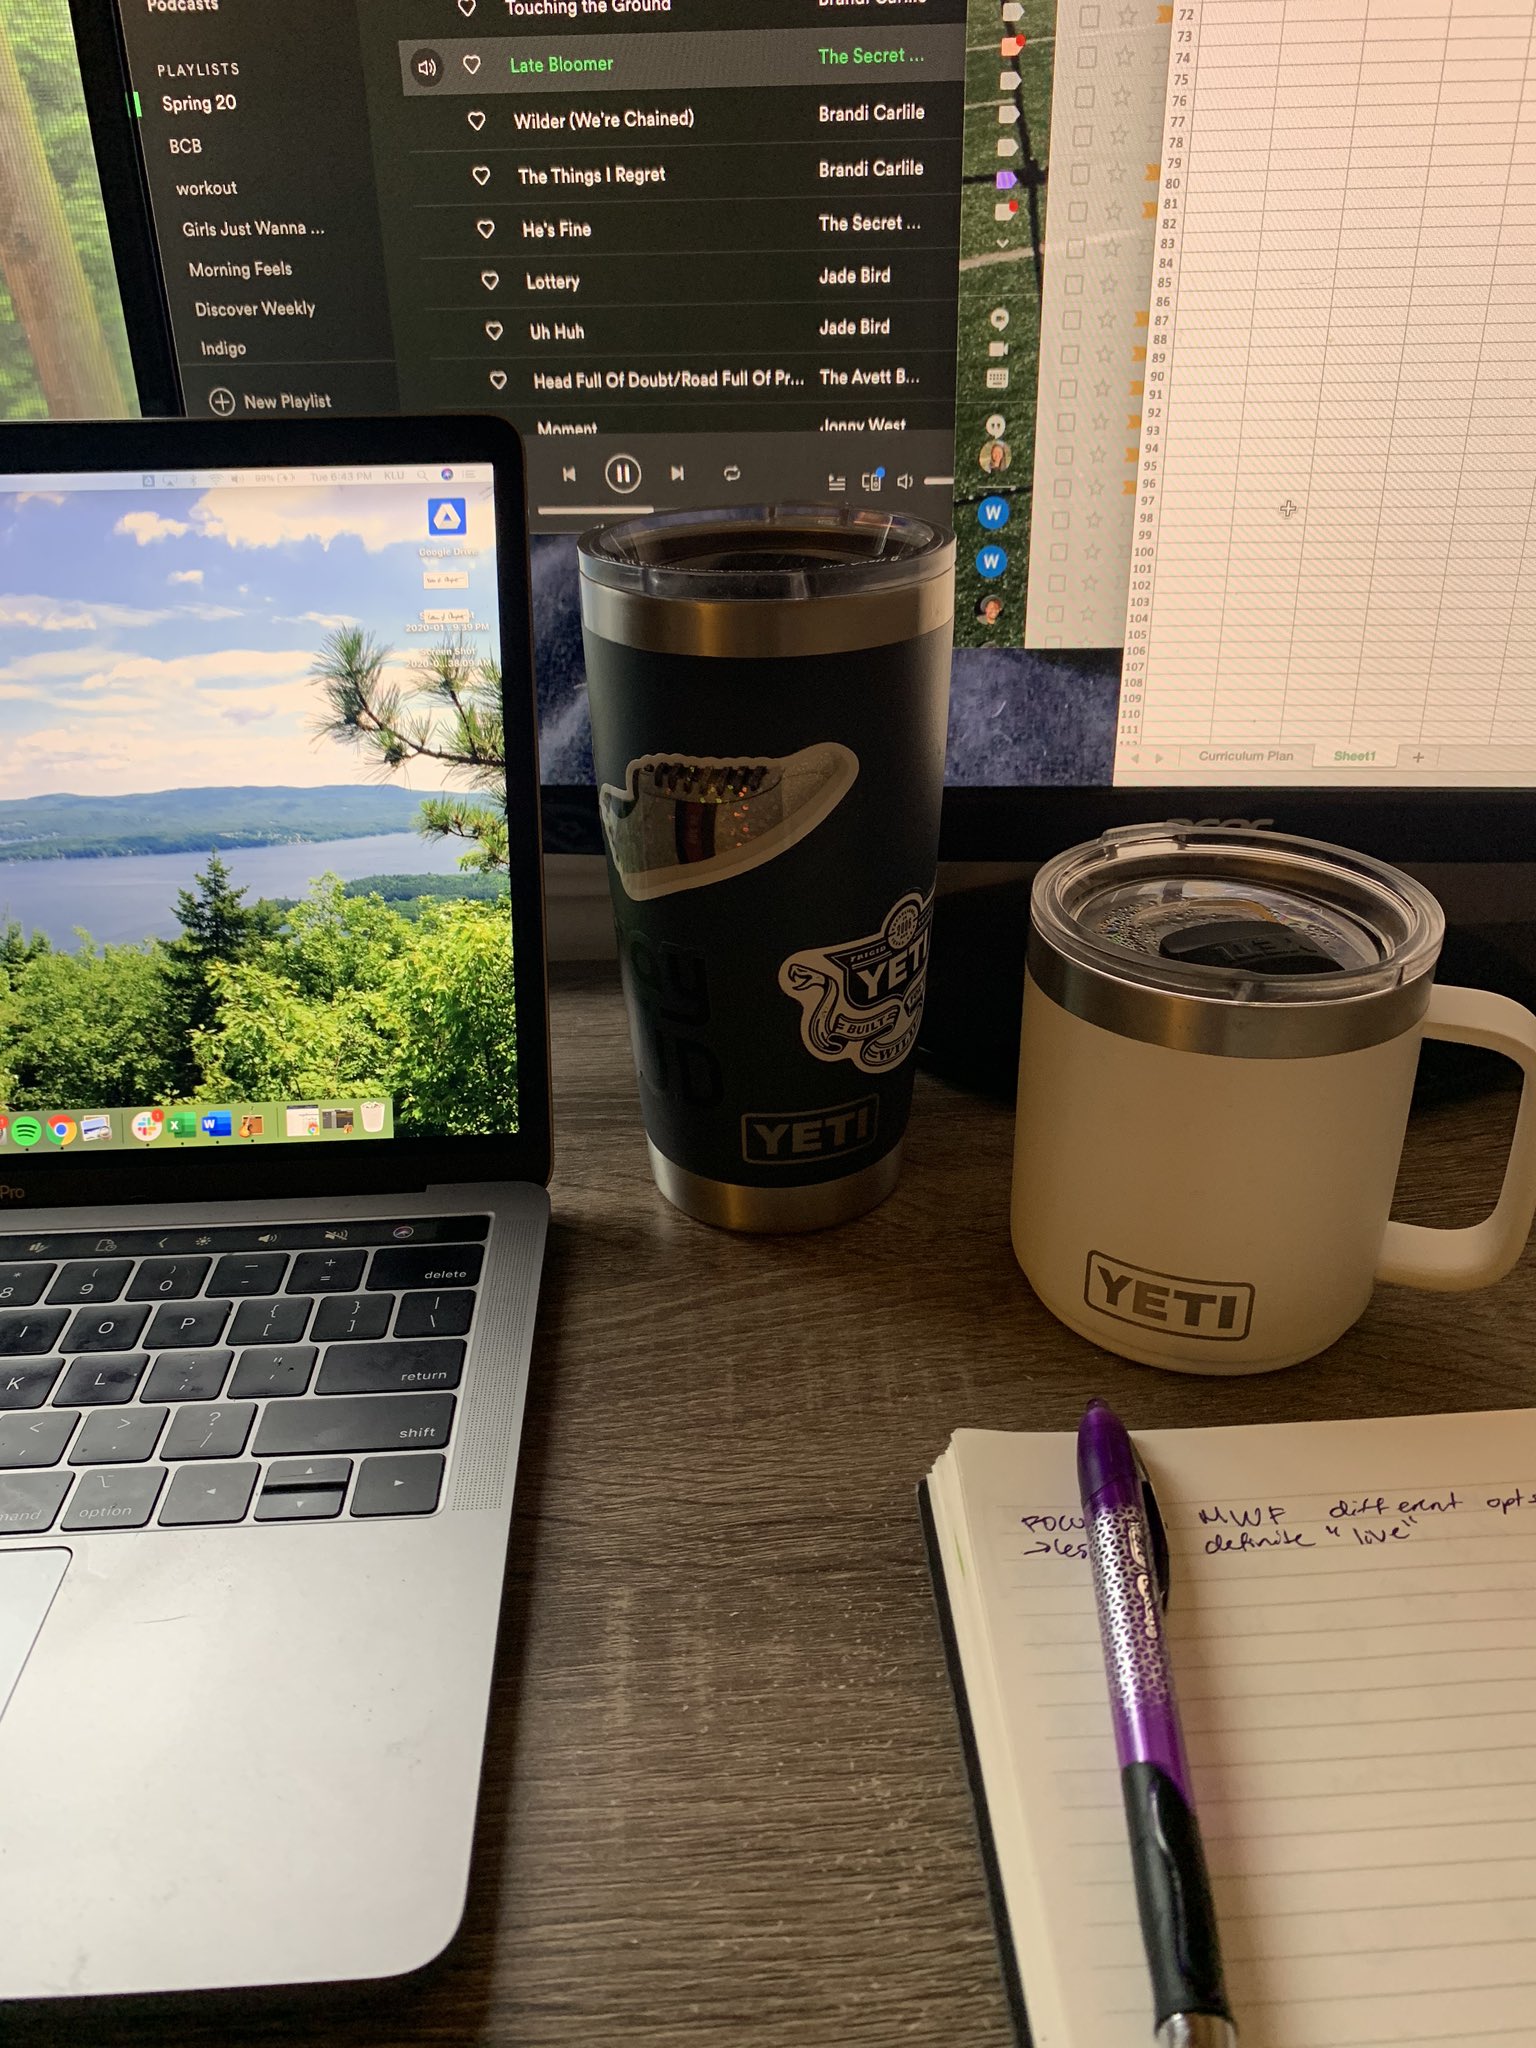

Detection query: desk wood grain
(17, 962), (1535, 2046)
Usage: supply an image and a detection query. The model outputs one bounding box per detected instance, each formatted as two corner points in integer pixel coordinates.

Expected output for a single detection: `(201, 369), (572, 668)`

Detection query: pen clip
(1132, 1444), (1172, 1612)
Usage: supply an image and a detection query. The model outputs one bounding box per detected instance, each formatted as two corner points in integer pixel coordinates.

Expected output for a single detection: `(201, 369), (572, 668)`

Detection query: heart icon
(462, 52), (481, 75)
(476, 219), (494, 240)
(480, 270), (499, 290)
(485, 320), (504, 340)
(472, 165), (490, 186)
(467, 110), (486, 131)
(489, 371), (508, 391)
(458, 0), (475, 13)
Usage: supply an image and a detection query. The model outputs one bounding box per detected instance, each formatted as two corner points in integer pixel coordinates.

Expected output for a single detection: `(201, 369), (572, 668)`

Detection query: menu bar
(0, 466), (494, 494)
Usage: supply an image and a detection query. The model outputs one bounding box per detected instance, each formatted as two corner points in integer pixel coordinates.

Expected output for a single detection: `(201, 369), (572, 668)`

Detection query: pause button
(604, 454), (642, 494)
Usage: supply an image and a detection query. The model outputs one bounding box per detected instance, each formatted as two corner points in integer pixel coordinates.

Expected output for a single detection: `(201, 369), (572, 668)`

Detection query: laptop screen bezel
(0, 413), (552, 1207)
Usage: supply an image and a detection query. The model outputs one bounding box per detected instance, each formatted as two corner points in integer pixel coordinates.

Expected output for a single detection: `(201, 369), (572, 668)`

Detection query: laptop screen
(0, 461), (521, 1159)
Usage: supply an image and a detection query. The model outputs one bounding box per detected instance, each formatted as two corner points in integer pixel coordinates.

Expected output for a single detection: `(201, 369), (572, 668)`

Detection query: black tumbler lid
(577, 504), (956, 657)
(577, 503), (954, 603)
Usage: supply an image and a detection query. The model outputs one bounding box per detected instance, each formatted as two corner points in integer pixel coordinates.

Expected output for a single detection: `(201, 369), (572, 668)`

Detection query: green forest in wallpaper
(0, 0), (135, 417)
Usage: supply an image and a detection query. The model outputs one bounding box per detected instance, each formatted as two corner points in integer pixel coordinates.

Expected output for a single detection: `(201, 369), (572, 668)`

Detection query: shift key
(253, 1394), (454, 1458)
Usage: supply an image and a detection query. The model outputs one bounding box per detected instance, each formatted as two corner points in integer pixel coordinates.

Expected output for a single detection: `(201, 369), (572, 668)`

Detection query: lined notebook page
(930, 1411), (1536, 2048)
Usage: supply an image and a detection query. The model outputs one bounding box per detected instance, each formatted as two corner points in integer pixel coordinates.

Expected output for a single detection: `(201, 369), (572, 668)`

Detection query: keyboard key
(264, 1456), (351, 1489)
(62, 1465), (166, 1531)
(47, 1260), (132, 1306)
(229, 1296), (312, 1347)
(209, 1253), (290, 1298)
(0, 1309), (69, 1357)
(161, 1403), (255, 1461)
(311, 1294), (391, 1343)
(367, 1245), (483, 1293)
(254, 1394), (455, 1458)
(229, 1346), (315, 1400)
(0, 1469), (72, 1532)
(159, 1463), (259, 1528)
(128, 1258), (212, 1302)
(70, 1406), (167, 1466)
(254, 1481), (346, 1522)
(56, 1352), (149, 1406)
(144, 1300), (232, 1349)
(0, 1358), (62, 1410)
(141, 1348), (230, 1404)
(394, 1290), (475, 1339)
(63, 1305), (151, 1354)
(316, 1339), (464, 1397)
(288, 1250), (366, 1295)
(350, 1453), (445, 1518)
(0, 1265), (52, 1308)
(0, 1411), (77, 1468)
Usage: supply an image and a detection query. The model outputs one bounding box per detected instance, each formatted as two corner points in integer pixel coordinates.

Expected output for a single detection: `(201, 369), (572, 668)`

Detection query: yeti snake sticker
(778, 890), (932, 1072)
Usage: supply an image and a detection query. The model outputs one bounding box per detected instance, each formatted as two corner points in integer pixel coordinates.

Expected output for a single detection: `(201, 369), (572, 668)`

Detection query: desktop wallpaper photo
(0, 472), (521, 1151)
(0, 0), (135, 421)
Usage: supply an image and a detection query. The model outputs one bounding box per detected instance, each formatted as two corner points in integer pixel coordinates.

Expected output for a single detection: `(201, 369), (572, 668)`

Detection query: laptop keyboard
(0, 1215), (490, 1535)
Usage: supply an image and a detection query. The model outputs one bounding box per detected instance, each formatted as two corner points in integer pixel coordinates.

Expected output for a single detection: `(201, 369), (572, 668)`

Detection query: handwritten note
(929, 1411), (1536, 2048)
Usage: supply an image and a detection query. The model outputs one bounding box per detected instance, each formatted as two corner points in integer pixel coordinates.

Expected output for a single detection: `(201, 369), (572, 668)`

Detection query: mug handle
(1377, 984), (1536, 1291)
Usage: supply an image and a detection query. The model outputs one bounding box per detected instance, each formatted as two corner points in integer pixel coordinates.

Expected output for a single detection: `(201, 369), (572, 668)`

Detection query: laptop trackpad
(0, 1550), (69, 1720)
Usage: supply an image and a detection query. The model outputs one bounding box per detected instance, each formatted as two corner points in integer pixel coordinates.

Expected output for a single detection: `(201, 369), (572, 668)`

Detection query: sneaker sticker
(598, 742), (858, 901)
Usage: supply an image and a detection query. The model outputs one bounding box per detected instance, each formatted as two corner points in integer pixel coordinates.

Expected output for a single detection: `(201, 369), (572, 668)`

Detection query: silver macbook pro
(0, 415), (551, 1997)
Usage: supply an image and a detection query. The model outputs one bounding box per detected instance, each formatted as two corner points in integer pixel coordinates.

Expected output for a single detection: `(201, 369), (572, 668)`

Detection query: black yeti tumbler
(579, 504), (955, 1231)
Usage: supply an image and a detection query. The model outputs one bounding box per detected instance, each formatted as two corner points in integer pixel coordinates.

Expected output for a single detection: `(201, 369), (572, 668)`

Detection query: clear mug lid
(1035, 824), (1443, 1003)
(1029, 825), (1445, 1056)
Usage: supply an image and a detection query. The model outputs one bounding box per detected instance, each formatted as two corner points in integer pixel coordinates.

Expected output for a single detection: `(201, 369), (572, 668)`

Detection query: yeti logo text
(742, 1094), (878, 1165)
(778, 890), (932, 1073)
(1084, 1252), (1254, 1342)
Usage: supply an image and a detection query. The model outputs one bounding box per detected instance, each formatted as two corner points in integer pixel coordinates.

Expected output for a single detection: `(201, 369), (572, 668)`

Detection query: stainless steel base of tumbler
(646, 1140), (904, 1233)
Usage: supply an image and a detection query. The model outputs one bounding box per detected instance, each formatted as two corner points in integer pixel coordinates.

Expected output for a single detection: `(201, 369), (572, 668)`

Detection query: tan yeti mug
(1011, 824), (1536, 1373)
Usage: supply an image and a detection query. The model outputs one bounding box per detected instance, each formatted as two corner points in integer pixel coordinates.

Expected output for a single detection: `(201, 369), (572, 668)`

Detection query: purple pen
(1078, 1400), (1236, 2048)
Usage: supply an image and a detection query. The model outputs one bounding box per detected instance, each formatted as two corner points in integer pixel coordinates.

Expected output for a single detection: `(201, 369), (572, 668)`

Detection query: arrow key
(254, 1454), (351, 1522)
(159, 1462), (259, 1527)
(254, 1483), (346, 1522)
(350, 1452), (444, 1518)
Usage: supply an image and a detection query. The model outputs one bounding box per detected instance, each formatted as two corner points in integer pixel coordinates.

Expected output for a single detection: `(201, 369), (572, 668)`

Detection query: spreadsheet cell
(1118, 0), (1536, 786)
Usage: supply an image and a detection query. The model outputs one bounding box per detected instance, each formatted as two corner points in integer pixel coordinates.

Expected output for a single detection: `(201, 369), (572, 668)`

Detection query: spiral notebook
(921, 1410), (1536, 2048)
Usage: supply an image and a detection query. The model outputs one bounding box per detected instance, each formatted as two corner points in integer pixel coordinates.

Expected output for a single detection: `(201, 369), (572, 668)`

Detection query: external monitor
(30, 0), (1536, 867)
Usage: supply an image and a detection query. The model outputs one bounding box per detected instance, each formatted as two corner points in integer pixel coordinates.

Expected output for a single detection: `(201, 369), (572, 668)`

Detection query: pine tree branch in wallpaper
(310, 627), (511, 873)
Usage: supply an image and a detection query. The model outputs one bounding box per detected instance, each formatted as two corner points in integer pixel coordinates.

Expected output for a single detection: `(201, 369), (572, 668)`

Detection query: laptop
(0, 415), (551, 1997)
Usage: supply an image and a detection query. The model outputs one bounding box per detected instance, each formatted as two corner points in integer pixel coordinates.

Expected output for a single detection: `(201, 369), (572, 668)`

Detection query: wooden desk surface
(21, 961), (1536, 2046)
